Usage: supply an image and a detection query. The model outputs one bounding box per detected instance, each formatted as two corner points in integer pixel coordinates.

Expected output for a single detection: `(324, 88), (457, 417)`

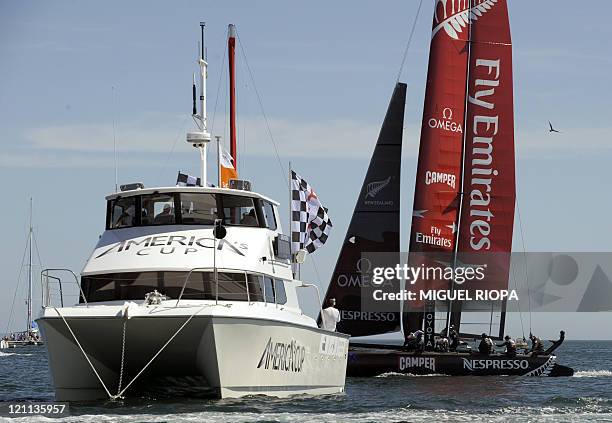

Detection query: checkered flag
(176, 171), (201, 187)
(291, 171), (333, 258)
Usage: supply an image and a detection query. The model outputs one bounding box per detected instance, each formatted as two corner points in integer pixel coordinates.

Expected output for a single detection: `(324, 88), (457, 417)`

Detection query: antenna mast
(27, 197), (33, 335)
(186, 21), (211, 186)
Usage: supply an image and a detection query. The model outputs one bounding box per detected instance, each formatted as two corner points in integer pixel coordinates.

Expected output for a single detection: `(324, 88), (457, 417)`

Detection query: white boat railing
(41, 269), (88, 308)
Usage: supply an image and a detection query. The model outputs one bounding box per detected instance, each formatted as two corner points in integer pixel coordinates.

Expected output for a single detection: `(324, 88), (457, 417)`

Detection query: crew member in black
(496, 335), (516, 357)
(448, 325), (459, 352)
(478, 333), (493, 355)
(529, 333), (544, 356)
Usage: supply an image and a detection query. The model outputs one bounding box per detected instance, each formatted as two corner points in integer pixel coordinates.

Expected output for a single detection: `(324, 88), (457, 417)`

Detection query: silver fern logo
(432, 0), (498, 40)
(365, 177), (392, 199)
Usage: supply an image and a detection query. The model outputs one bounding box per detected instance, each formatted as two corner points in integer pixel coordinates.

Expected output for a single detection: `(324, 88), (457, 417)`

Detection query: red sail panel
(404, 0), (472, 333)
(457, 0), (515, 294)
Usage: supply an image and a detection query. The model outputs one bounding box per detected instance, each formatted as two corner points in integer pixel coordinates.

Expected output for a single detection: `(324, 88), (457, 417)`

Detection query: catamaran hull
(347, 345), (574, 377)
(37, 315), (349, 401)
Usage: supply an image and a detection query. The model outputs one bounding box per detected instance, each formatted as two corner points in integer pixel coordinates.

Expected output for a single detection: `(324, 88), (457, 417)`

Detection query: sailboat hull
(347, 344), (573, 377)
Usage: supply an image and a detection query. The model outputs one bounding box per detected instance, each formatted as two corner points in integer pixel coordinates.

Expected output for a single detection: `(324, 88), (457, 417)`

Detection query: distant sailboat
(1, 199), (44, 349)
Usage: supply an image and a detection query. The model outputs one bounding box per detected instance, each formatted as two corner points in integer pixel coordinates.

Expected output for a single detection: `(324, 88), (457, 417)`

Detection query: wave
(574, 370), (612, 377)
(375, 372), (447, 378)
(0, 351), (33, 357)
(23, 410), (612, 423)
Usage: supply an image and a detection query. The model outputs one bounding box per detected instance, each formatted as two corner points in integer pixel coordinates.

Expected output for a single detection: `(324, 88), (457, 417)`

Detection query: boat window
(275, 279), (287, 305)
(221, 195), (259, 227)
(181, 193), (218, 225)
(81, 274), (117, 302)
(216, 272), (249, 301)
(262, 276), (275, 303)
(81, 271), (286, 304)
(141, 194), (176, 225)
(262, 201), (277, 230)
(246, 274), (265, 302)
(162, 271), (215, 299)
(110, 197), (137, 229)
(107, 192), (269, 229)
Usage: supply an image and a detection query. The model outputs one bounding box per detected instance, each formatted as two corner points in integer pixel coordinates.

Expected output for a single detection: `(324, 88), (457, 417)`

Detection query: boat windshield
(107, 192), (276, 230)
(80, 271), (287, 304)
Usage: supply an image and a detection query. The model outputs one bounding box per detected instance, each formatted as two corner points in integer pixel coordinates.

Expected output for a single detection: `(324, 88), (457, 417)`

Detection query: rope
(515, 196), (532, 332)
(396, 0), (425, 82)
(235, 30), (289, 190)
(210, 34), (228, 136)
(159, 116), (190, 183)
(52, 307), (114, 398)
(112, 303), (217, 399)
(4, 232), (30, 336)
(53, 302), (219, 400)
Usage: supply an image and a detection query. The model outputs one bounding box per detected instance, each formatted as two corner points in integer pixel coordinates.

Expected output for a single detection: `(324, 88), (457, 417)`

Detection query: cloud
(22, 113), (388, 161)
(0, 151), (163, 168)
(24, 113), (191, 154)
(15, 111), (612, 169)
(515, 126), (612, 158)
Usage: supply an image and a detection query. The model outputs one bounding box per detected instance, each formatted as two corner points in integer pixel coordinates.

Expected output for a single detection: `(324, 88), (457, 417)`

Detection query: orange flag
(219, 143), (237, 188)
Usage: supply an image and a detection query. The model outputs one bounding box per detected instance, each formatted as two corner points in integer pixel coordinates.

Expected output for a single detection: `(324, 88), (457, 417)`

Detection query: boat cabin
(105, 186), (280, 232)
(80, 186), (294, 306)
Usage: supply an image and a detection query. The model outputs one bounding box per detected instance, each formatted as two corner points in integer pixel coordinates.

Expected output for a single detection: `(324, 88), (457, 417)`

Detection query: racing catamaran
(323, 0), (573, 377)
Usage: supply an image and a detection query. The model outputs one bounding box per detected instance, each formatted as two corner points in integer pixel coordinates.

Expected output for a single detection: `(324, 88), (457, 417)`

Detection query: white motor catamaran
(36, 23), (348, 401)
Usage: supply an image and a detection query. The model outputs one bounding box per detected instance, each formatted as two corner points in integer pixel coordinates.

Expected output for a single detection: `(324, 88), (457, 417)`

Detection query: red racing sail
(454, 0), (515, 336)
(405, 0), (515, 343)
(404, 0), (472, 336)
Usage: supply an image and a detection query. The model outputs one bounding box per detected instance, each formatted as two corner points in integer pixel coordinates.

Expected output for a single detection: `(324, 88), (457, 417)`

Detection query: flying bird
(548, 121), (561, 133)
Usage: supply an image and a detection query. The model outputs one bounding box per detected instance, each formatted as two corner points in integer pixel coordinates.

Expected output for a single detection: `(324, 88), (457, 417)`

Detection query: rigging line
(396, 0), (425, 83)
(235, 30), (289, 190)
(4, 232), (31, 336)
(310, 255), (323, 290)
(159, 115), (190, 182)
(111, 86), (118, 193)
(515, 195), (532, 332)
(32, 230), (43, 270)
(210, 36), (228, 135)
(509, 248), (526, 339)
(32, 230), (44, 308)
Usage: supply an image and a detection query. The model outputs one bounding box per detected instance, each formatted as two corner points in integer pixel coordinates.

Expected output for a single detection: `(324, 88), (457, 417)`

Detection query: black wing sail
(321, 83), (406, 337)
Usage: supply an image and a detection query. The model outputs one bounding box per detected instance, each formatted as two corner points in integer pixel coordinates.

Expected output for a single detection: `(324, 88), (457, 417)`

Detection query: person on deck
(529, 333), (544, 356)
(497, 335), (517, 357)
(413, 329), (424, 353)
(240, 209), (258, 226)
(478, 333), (493, 355)
(154, 204), (174, 224)
(435, 336), (449, 352)
(448, 325), (459, 352)
(321, 298), (340, 332)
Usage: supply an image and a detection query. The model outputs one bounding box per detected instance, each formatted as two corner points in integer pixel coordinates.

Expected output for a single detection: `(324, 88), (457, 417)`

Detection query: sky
(1, 1), (611, 339)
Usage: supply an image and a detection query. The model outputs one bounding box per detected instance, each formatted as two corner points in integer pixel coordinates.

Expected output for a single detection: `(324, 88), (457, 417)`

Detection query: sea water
(1, 341), (611, 422)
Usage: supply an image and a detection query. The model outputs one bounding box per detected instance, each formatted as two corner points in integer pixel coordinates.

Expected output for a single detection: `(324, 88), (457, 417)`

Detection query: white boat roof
(105, 185), (280, 206)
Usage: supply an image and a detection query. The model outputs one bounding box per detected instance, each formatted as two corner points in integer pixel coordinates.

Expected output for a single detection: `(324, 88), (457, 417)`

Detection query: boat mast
(187, 22), (211, 185)
(27, 197), (33, 335)
(444, 7), (474, 338)
(228, 24), (237, 170)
